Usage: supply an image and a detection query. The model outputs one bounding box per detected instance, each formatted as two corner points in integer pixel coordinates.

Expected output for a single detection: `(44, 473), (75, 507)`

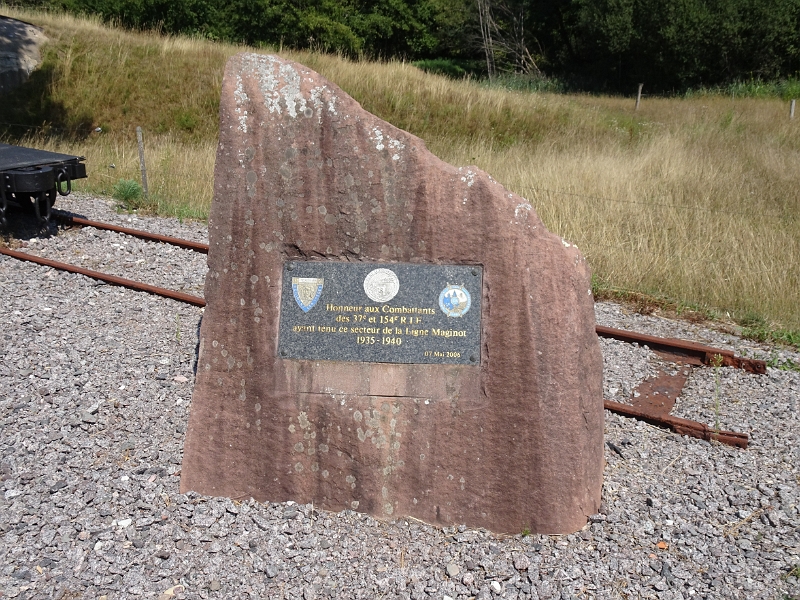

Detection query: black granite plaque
(278, 262), (482, 364)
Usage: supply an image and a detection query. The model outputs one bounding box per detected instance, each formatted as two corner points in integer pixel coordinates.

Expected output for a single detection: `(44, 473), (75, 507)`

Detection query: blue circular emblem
(438, 284), (471, 317)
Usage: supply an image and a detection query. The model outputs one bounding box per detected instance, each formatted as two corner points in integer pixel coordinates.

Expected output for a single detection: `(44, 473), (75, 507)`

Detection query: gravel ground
(1, 194), (798, 600)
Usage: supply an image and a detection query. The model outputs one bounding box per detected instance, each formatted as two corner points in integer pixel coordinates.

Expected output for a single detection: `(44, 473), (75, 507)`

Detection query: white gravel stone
(0, 194), (798, 599)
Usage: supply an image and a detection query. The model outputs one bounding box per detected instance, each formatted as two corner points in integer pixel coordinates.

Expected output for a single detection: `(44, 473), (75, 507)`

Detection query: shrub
(112, 178), (143, 207)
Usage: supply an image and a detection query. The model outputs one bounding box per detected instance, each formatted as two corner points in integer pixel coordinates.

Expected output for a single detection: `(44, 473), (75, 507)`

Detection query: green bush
(112, 178), (143, 206)
(482, 72), (566, 94)
(414, 58), (467, 78)
(685, 77), (800, 100)
(176, 110), (198, 132)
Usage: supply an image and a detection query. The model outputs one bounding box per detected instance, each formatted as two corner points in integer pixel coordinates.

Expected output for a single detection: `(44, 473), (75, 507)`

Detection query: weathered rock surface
(0, 17), (47, 95)
(181, 52), (603, 534)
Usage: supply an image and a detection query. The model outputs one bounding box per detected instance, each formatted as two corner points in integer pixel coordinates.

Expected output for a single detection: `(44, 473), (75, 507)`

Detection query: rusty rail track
(3, 215), (768, 448)
(52, 213), (209, 254)
(596, 324), (766, 374)
(2, 211), (208, 305)
(596, 326), (765, 448)
(603, 399), (749, 448)
(0, 246), (206, 307)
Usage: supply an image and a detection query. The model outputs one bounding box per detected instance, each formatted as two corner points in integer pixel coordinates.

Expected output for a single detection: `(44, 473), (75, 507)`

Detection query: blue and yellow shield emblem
(292, 277), (324, 312)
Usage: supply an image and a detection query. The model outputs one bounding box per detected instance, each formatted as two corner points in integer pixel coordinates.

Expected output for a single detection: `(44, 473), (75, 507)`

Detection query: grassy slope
(2, 7), (799, 337)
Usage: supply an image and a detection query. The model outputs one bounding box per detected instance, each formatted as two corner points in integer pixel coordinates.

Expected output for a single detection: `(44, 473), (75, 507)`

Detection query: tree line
(19, 0), (800, 92)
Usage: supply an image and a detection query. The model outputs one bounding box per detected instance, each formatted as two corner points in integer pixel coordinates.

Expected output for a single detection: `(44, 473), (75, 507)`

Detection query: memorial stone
(181, 53), (604, 534)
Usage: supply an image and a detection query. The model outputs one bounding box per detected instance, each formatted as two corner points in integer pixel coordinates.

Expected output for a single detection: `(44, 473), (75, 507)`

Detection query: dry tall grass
(24, 133), (217, 219)
(4, 7), (799, 332)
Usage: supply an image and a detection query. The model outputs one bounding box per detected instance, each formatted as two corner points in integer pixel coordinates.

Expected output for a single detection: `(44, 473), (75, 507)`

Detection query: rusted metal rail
(2, 215), (769, 449)
(623, 367), (690, 417)
(596, 327), (763, 448)
(0, 246), (206, 307)
(52, 213), (208, 254)
(596, 324), (766, 374)
(603, 399), (749, 448)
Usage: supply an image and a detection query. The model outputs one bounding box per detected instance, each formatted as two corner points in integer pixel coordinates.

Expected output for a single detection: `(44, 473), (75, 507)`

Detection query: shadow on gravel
(0, 205), (59, 242)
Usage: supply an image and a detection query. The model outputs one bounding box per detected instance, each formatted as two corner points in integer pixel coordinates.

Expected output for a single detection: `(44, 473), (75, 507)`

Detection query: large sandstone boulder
(0, 17), (47, 95)
(181, 52), (603, 534)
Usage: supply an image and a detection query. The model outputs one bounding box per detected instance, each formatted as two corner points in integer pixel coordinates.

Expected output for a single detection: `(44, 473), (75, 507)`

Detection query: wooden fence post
(791, 99), (796, 120)
(635, 83), (643, 111)
(136, 126), (149, 198)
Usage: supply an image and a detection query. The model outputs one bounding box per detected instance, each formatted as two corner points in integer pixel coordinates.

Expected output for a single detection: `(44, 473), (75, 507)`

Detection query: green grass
(686, 77), (800, 101)
(782, 565), (800, 587)
(112, 178), (143, 206)
(479, 72), (566, 94)
(412, 58), (475, 79)
(736, 312), (800, 351)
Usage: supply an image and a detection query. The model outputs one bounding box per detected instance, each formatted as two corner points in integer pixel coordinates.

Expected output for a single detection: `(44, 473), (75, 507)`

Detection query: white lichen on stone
(309, 85), (332, 123)
(278, 62), (302, 117)
(515, 203), (531, 219)
(458, 168), (476, 187)
(238, 53), (336, 119)
(297, 412), (310, 430)
(233, 75), (249, 133)
(370, 127), (385, 151)
(369, 127), (405, 159)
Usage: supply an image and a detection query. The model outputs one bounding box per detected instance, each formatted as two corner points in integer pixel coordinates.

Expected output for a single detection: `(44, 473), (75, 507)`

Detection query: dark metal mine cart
(0, 142), (87, 228)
